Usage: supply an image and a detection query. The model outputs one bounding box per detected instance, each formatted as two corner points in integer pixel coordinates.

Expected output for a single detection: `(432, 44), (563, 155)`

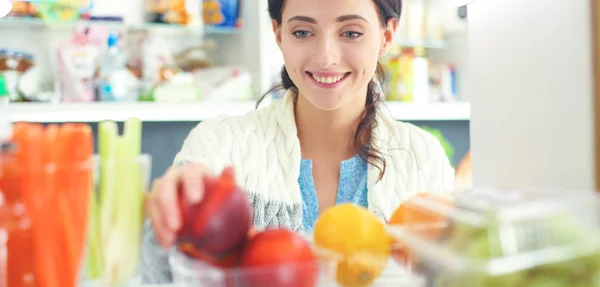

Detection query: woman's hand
(145, 163), (214, 248)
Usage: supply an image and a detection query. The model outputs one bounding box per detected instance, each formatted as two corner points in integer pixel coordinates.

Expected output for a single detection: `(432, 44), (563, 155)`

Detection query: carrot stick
(9, 122), (43, 287)
(36, 124), (60, 287)
(56, 124), (93, 287)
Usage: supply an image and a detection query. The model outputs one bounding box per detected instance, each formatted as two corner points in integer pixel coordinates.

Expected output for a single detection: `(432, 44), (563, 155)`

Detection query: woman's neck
(294, 92), (366, 161)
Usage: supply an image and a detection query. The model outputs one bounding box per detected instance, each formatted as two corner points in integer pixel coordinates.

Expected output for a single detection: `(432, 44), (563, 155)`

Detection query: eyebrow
(287, 14), (368, 24)
(287, 16), (317, 24)
(337, 15), (368, 23)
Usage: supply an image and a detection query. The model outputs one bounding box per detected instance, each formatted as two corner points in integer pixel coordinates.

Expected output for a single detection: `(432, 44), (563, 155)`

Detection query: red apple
(177, 167), (253, 257)
(238, 229), (319, 287)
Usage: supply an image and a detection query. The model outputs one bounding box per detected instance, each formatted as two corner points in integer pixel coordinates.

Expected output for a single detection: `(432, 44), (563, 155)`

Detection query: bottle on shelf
(412, 47), (430, 104)
(97, 32), (139, 102)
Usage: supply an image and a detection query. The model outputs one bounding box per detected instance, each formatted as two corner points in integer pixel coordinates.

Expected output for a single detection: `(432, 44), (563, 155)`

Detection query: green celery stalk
(86, 191), (104, 279)
(99, 121), (118, 248)
(103, 118), (144, 285)
(86, 120), (118, 280)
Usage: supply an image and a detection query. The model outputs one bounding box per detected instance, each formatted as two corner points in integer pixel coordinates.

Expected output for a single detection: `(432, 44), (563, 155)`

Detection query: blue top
(298, 154), (369, 230)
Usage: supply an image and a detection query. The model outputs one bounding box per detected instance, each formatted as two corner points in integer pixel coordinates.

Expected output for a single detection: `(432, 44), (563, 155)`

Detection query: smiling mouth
(306, 72), (351, 85)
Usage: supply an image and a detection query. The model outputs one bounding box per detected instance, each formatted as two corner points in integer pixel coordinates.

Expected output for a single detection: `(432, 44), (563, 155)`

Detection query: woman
(141, 0), (454, 283)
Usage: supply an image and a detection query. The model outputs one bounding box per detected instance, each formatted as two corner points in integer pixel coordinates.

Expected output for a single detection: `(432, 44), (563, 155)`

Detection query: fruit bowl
(168, 167), (424, 287)
(169, 240), (424, 287)
(388, 187), (600, 287)
(168, 246), (338, 287)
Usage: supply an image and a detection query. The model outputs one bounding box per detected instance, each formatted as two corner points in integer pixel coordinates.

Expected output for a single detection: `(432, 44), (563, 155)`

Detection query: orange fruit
(313, 203), (391, 287)
(389, 193), (453, 265)
(389, 193), (452, 239)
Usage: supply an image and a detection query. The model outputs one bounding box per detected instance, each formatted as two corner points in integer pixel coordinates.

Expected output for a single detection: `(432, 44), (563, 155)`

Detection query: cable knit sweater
(140, 90), (455, 283)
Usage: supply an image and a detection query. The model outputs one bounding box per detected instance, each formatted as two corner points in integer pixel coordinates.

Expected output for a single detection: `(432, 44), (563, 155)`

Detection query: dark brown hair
(260, 0), (402, 181)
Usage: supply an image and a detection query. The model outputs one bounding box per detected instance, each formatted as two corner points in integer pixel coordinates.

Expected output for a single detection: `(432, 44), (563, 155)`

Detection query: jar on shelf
(0, 49), (35, 102)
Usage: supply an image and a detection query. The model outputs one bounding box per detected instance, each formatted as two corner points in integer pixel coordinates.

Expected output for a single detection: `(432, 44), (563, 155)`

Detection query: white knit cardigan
(173, 90), (454, 227)
(140, 90), (455, 283)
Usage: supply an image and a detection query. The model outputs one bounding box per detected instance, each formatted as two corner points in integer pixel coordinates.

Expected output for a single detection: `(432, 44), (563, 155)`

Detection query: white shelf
(384, 101), (470, 121)
(7, 101), (257, 123)
(7, 101), (470, 123)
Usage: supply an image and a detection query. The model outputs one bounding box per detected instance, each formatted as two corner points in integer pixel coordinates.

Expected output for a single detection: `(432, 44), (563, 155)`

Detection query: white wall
(468, 0), (596, 189)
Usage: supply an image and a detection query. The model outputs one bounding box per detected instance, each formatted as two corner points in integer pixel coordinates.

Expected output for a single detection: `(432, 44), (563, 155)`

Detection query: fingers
(146, 180), (176, 248)
(180, 164), (213, 204)
(158, 167), (183, 231)
(146, 163), (216, 249)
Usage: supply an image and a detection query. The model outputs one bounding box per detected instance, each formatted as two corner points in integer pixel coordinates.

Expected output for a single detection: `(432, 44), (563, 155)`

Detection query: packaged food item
(389, 187), (600, 287)
(0, 49), (34, 102)
(151, 72), (202, 102)
(57, 27), (102, 102)
(145, 0), (202, 26)
(8, 0), (37, 17)
(203, 0), (224, 25)
(384, 48), (414, 102)
(203, 0), (239, 28)
(34, 0), (92, 23)
(17, 66), (55, 102)
(192, 66), (251, 101)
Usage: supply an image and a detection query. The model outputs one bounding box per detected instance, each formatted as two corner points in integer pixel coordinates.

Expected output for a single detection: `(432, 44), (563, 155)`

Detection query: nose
(314, 36), (341, 69)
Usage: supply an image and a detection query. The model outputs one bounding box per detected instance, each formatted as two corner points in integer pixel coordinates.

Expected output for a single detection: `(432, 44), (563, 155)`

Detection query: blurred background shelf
(394, 38), (447, 49)
(7, 101), (470, 123)
(0, 0), (471, 172)
(0, 17), (241, 34)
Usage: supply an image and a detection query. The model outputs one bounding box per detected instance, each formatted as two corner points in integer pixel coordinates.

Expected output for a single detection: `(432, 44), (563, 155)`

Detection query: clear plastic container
(388, 187), (600, 287)
(169, 241), (424, 287)
(83, 154), (152, 287)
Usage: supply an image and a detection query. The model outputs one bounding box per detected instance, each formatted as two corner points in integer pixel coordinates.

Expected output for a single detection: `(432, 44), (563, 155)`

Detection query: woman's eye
(293, 30), (312, 38)
(342, 31), (363, 39)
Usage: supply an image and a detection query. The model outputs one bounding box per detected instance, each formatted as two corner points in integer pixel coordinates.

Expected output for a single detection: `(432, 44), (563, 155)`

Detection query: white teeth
(312, 73), (346, 84)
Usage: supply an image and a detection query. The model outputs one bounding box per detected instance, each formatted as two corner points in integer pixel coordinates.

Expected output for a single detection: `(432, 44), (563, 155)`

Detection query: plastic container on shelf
(83, 154), (151, 287)
(168, 242), (425, 287)
(388, 187), (600, 287)
(0, 122), (95, 287)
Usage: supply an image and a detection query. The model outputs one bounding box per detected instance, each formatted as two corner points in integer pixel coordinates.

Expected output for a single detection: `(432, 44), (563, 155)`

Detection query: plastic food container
(83, 154), (152, 287)
(169, 241), (424, 287)
(388, 187), (600, 287)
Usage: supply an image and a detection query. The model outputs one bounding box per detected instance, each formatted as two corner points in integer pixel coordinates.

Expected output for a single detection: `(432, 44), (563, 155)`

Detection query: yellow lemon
(314, 203), (391, 287)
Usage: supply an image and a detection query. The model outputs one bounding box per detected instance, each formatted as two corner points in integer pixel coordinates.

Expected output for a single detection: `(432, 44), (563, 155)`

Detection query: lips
(306, 71), (351, 88)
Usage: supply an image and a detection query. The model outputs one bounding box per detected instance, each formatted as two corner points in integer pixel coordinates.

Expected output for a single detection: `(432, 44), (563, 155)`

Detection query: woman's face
(273, 0), (396, 111)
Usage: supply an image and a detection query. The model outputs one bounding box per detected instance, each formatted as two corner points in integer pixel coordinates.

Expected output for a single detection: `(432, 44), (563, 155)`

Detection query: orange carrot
(56, 124), (93, 287)
(33, 123), (60, 287)
(8, 122), (42, 287)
